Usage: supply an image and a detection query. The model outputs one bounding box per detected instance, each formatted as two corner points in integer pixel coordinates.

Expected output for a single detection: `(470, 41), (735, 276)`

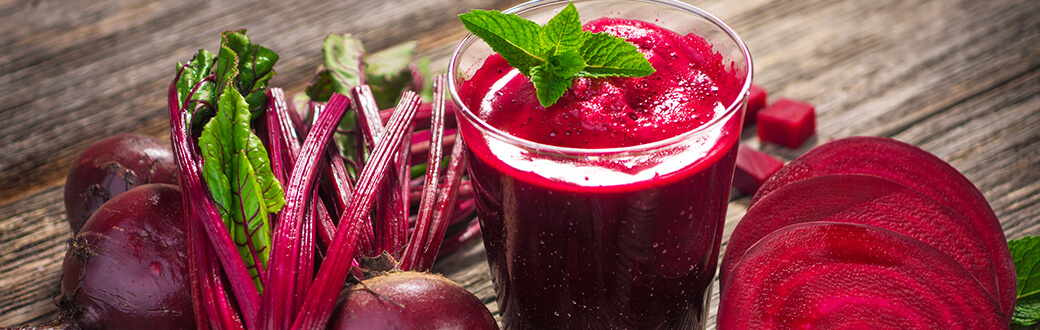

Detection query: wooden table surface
(1, 0), (1038, 328)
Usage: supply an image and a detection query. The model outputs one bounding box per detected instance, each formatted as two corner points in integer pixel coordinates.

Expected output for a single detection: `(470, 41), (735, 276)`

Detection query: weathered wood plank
(0, 0), (524, 205)
(0, 186), (67, 326)
(1, 0), (1039, 327)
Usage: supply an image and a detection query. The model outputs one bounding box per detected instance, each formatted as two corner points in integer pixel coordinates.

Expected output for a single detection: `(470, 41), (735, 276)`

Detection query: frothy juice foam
(456, 16), (746, 330)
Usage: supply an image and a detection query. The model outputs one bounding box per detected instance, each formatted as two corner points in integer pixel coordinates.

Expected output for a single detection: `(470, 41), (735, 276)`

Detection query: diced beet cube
(733, 145), (784, 195)
(757, 98), (815, 148)
(744, 84), (768, 124)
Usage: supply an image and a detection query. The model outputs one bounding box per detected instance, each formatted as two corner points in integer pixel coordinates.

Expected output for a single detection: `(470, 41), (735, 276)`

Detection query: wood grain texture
(2, 0), (1039, 327)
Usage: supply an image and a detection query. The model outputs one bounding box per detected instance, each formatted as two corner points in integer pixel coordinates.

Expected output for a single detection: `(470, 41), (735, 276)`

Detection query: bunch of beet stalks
(163, 44), (493, 330)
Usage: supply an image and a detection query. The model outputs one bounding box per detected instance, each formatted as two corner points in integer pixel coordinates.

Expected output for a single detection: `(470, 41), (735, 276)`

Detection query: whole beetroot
(63, 133), (179, 234)
(58, 183), (195, 330)
(328, 271), (498, 330)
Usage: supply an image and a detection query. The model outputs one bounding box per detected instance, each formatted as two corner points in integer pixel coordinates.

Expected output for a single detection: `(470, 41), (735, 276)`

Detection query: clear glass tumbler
(449, 1), (752, 328)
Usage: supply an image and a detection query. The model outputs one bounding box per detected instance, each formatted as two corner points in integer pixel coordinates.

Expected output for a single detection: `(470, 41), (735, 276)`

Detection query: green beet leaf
(220, 30), (279, 117)
(364, 41), (418, 109)
(175, 49), (216, 111)
(180, 30), (283, 293)
(1011, 236), (1040, 326)
(199, 81), (237, 229)
(231, 151), (273, 291)
(308, 34), (367, 171)
(201, 86), (283, 290)
(231, 81), (284, 213)
(415, 56), (435, 102)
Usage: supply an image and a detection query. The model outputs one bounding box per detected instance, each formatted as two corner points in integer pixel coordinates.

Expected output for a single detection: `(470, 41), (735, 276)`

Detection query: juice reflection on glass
(448, 0), (751, 328)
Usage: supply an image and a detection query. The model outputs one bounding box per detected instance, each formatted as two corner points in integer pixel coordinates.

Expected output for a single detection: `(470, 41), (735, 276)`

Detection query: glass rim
(447, 0), (753, 156)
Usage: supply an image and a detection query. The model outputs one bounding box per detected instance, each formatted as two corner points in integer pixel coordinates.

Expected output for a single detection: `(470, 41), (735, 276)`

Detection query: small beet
(58, 183), (194, 330)
(327, 271), (498, 329)
(744, 84), (767, 124)
(718, 222), (1006, 330)
(64, 133), (179, 234)
(732, 144), (784, 195)
(756, 98), (815, 148)
(751, 136), (1015, 317)
(720, 174), (999, 307)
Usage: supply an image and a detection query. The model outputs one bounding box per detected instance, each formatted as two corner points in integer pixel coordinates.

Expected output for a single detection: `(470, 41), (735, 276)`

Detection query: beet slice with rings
(720, 174), (1000, 312)
(718, 222), (1006, 330)
(750, 136), (1014, 318)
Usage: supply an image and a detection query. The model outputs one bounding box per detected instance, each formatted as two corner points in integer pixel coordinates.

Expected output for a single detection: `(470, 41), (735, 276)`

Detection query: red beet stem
(169, 71), (261, 328)
(355, 85), (411, 257)
(291, 91), (421, 330)
(260, 93), (350, 330)
(399, 75), (448, 271)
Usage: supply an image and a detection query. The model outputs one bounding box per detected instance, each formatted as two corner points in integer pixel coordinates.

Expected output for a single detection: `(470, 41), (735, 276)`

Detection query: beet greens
(168, 30), (482, 329)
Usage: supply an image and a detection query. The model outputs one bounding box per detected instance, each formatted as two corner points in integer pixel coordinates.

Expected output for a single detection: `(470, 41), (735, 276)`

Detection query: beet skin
(63, 133), (179, 234)
(59, 183), (195, 330)
(328, 271), (497, 329)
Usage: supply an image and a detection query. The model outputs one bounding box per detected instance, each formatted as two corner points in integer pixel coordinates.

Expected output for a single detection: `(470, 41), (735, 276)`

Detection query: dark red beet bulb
(328, 271), (498, 330)
(63, 133), (179, 234)
(59, 183), (194, 330)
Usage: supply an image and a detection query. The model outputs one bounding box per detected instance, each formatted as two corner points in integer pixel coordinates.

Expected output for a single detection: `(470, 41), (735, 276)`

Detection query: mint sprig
(460, 2), (655, 107)
(1010, 236), (1040, 326)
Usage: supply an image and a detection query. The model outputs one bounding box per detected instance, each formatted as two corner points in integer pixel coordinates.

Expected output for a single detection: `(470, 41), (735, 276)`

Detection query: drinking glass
(448, 1), (752, 328)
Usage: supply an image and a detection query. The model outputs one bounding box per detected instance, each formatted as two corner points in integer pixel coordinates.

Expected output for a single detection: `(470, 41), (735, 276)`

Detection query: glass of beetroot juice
(448, 0), (751, 328)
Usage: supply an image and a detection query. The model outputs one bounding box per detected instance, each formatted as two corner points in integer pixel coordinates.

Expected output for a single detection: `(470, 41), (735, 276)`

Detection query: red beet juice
(449, 2), (751, 328)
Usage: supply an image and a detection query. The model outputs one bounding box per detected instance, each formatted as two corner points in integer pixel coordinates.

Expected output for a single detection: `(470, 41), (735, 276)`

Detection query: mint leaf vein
(1010, 236), (1040, 326)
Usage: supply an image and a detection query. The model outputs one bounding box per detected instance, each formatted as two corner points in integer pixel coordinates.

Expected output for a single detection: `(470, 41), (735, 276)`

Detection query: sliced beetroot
(718, 222), (1006, 330)
(755, 98), (815, 148)
(750, 136), (1015, 316)
(59, 183), (194, 329)
(744, 84), (767, 124)
(732, 144), (784, 195)
(64, 133), (179, 234)
(327, 271), (497, 329)
(720, 174), (999, 308)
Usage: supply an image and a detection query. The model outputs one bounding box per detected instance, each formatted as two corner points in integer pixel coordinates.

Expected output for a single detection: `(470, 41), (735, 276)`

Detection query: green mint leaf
(459, 9), (545, 75)
(1011, 236), (1040, 326)
(1014, 295), (1040, 327)
(365, 41), (418, 109)
(532, 51), (585, 107)
(578, 31), (655, 78)
(460, 2), (655, 107)
(540, 2), (584, 56)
